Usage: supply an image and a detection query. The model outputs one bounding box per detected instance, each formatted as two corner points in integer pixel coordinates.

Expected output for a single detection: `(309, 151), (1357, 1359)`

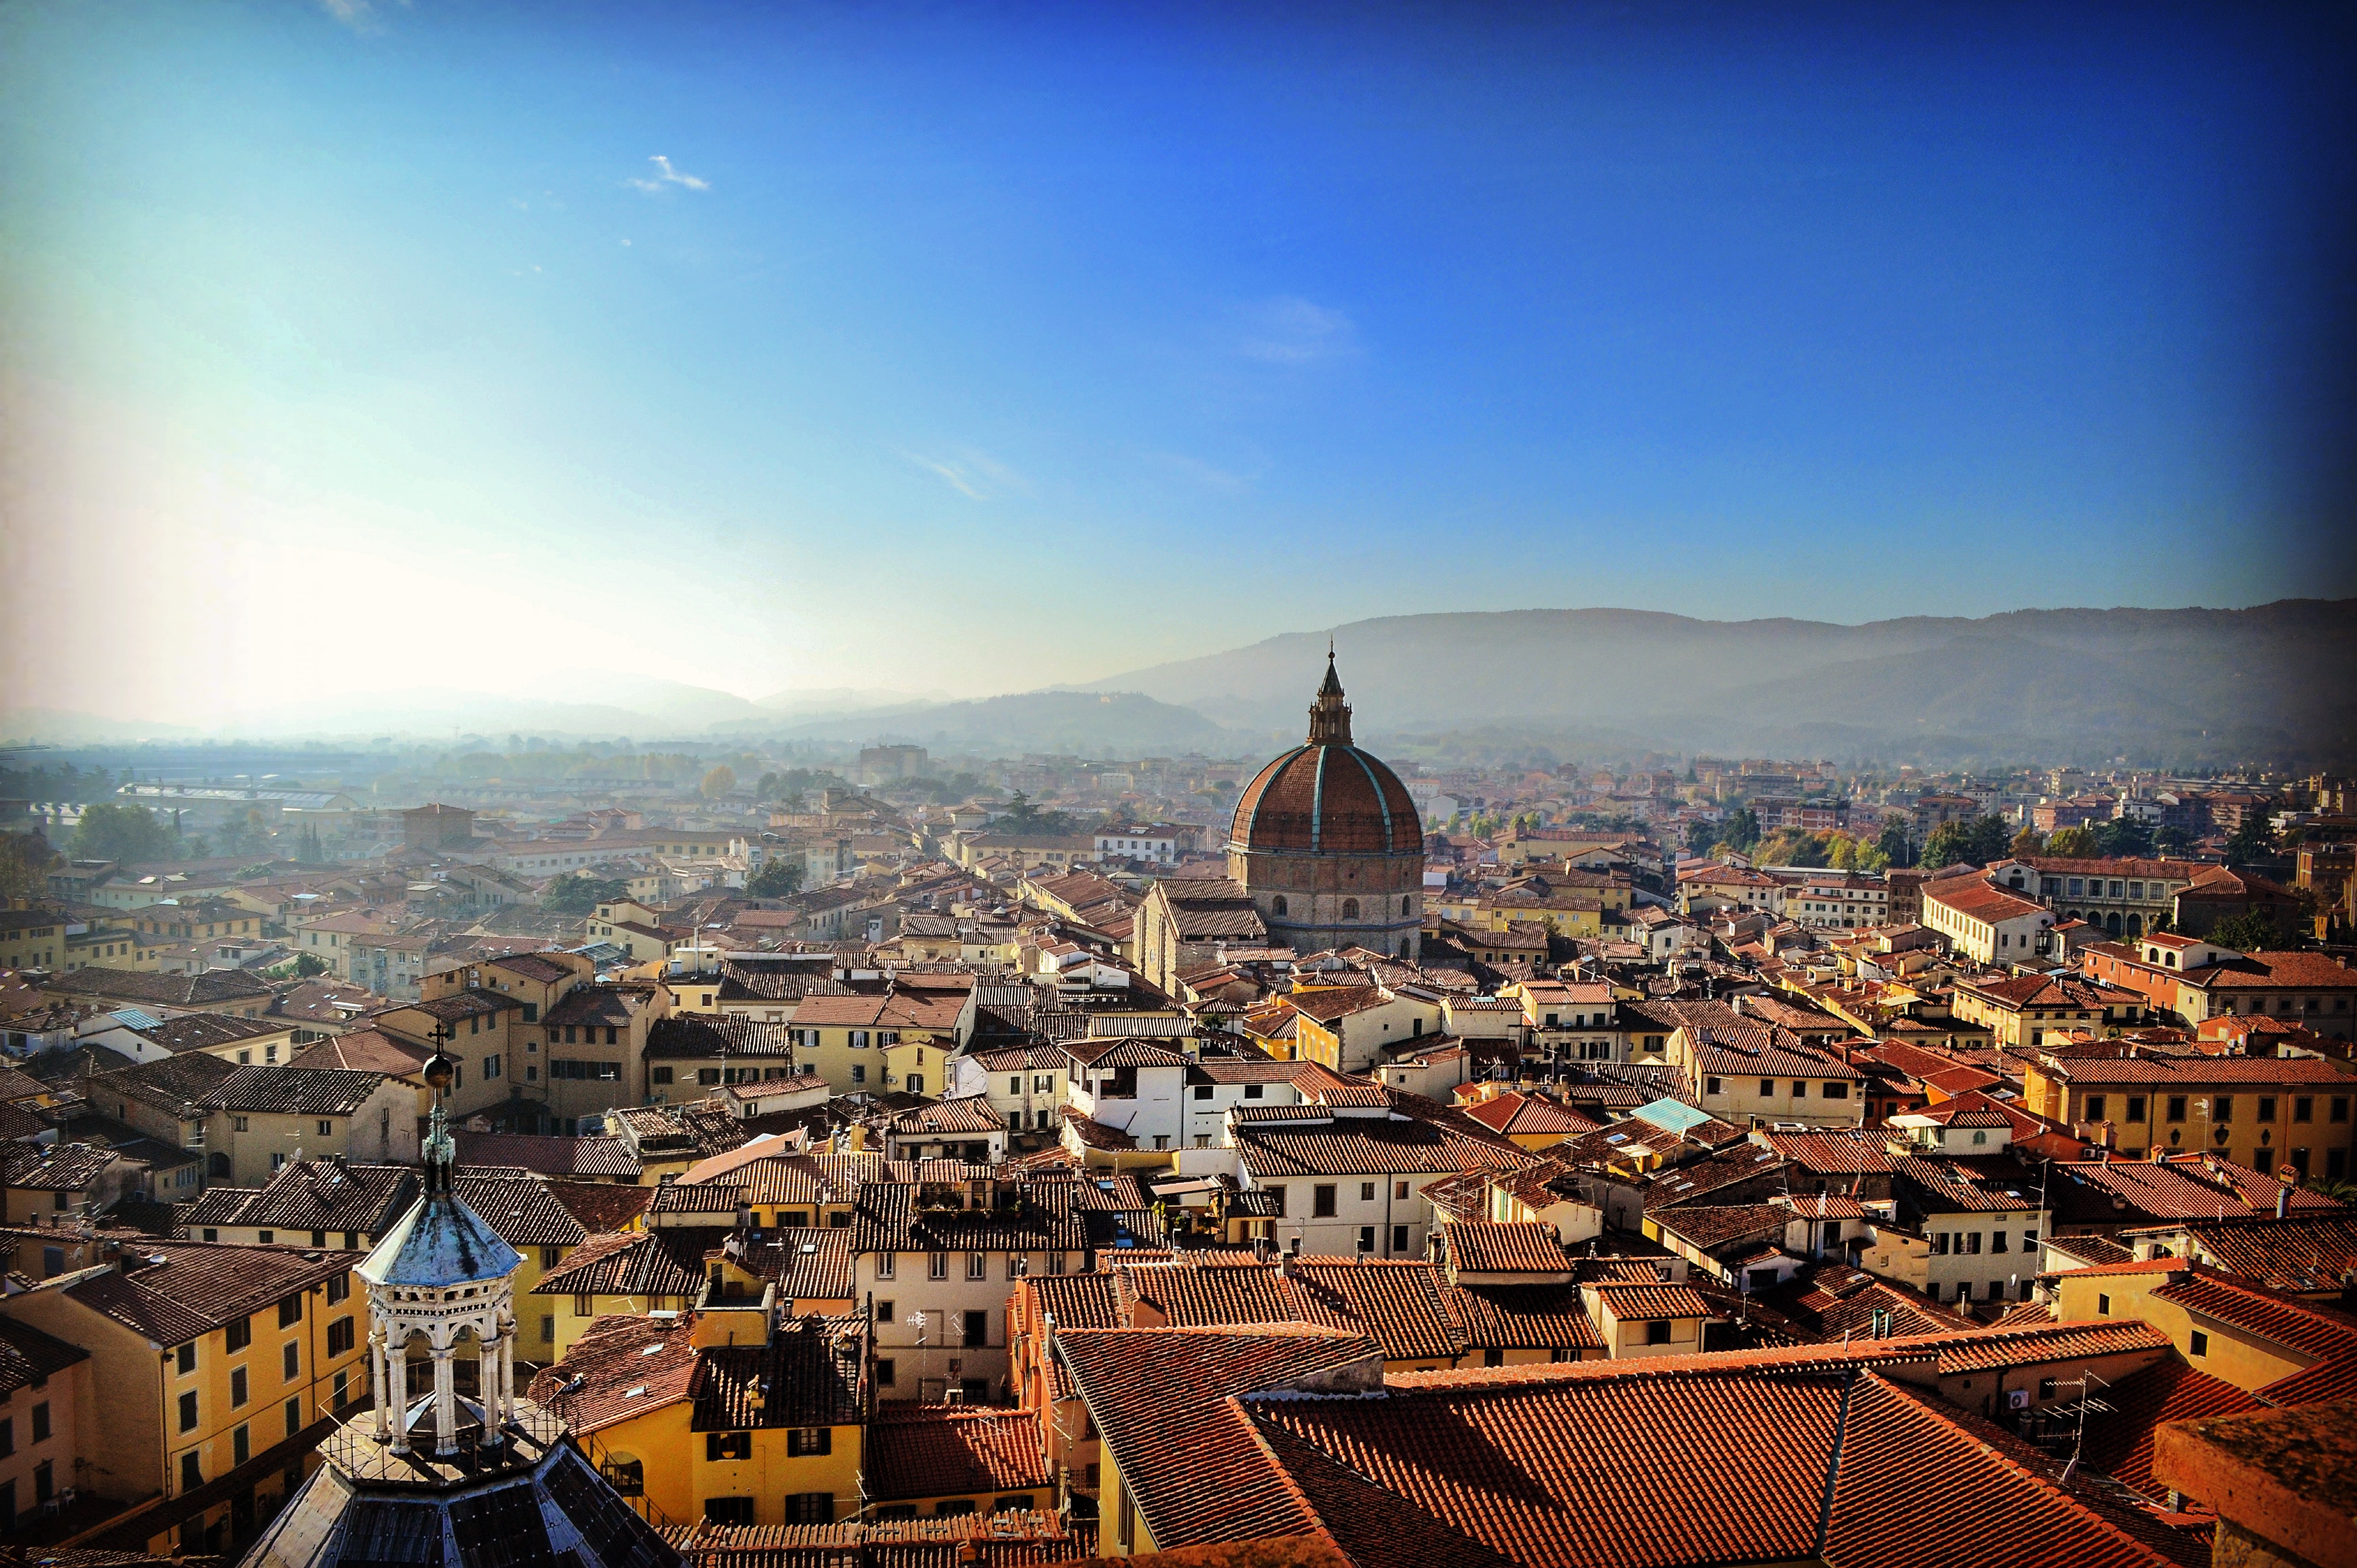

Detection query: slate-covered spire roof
(357, 1190), (525, 1289)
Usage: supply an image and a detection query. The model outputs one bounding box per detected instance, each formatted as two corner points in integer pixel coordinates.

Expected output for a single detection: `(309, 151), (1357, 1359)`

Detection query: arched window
(600, 1456), (644, 1495)
(1399, 938), (1412, 958)
(2126, 914), (2143, 937)
(2106, 911), (2123, 936)
(1401, 895), (1412, 915)
(1271, 895), (1288, 917)
(1341, 898), (1359, 920)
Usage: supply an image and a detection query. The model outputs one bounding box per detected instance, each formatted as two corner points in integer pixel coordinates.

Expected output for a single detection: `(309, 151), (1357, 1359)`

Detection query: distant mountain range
(7, 601), (2351, 766)
(1075, 600), (2357, 767)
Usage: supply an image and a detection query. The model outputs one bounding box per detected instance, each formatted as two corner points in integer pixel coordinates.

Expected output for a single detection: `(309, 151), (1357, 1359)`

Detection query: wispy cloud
(901, 448), (1028, 501)
(626, 155), (711, 193)
(1234, 296), (1359, 365)
(1145, 451), (1257, 493)
(318, 0), (402, 32)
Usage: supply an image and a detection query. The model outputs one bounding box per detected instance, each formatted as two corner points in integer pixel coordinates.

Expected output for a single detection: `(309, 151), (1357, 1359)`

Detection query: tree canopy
(745, 859), (803, 899)
(543, 873), (628, 914)
(1921, 814), (2011, 871)
(70, 802), (185, 864)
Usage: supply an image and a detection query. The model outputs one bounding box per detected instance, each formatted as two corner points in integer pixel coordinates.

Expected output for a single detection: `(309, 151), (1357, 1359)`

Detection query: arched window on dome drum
(1271, 895), (1287, 916)
(1342, 898), (1359, 920)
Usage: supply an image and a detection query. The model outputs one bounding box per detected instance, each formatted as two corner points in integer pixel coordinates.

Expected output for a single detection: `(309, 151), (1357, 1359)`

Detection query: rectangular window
(876, 1253), (895, 1280)
(540, 1315), (555, 1344)
(2167, 1097), (2187, 1124)
(1645, 1319), (1672, 1345)
(2260, 1097), (2278, 1122)
(285, 1396), (302, 1437)
(705, 1432), (751, 1461)
(2295, 1097), (2314, 1124)
(929, 1252), (949, 1280)
(1192, 1084), (1212, 1100)
(963, 1310), (988, 1348)
(2126, 1097), (2146, 1123)
(967, 1252), (987, 1280)
(284, 1342), (301, 1380)
(876, 1359), (896, 1387)
(227, 1316), (252, 1352)
(786, 1491), (833, 1523)
(1392, 1224), (1410, 1251)
(1759, 1078), (1775, 1097)
(0, 1417), (11, 1457)
(2335, 1097), (2351, 1124)
(1313, 1185), (1338, 1218)
(2214, 1096), (2234, 1123)
(181, 1450), (203, 1492)
(785, 1426), (832, 1457)
(1357, 1225), (1376, 1252)
(231, 1367), (249, 1406)
(328, 1317), (355, 1357)
(574, 1293), (593, 1318)
(1359, 1181), (1376, 1203)
(178, 1343), (197, 1375)
(180, 1391), (200, 1432)
(2191, 1330), (2209, 1357)
(2097, 1293), (2111, 1315)
(2085, 1095), (2106, 1121)
(1821, 1081), (1848, 1099)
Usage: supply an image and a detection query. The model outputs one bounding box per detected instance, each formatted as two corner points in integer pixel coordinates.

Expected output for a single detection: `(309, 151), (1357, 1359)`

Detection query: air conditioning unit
(2006, 1389), (2031, 1410)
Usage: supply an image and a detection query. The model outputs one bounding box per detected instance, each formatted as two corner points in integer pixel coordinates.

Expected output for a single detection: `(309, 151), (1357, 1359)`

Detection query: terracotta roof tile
(690, 1322), (862, 1431)
(525, 1313), (697, 1434)
(61, 1241), (353, 1346)
(1443, 1283), (1601, 1352)
(1440, 1221), (1569, 1276)
(2077, 1356), (2263, 1500)
(1054, 1325), (1380, 1550)
(864, 1407), (1050, 1502)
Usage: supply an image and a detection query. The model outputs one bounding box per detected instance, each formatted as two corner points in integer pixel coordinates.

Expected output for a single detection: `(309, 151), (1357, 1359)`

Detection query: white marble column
(482, 1325), (508, 1447)
(432, 1344), (458, 1456)
(498, 1323), (516, 1429)
(387, 1338), (411, 1455)
(370, 1327), (389, 1440)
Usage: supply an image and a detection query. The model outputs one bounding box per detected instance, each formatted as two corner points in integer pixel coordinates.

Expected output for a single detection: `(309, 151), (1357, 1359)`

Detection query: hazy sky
(4, 1), (2351, 726)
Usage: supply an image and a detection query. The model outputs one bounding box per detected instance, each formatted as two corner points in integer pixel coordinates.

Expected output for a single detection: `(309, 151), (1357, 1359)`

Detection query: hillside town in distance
(1, 654), (2354, 1567)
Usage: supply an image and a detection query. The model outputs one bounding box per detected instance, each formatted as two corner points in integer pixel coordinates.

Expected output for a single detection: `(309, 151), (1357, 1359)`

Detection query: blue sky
(3, 1), (2350, 723)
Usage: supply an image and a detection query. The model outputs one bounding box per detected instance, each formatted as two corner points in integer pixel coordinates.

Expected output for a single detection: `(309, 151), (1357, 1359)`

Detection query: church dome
(1230, 654), (1423, 859)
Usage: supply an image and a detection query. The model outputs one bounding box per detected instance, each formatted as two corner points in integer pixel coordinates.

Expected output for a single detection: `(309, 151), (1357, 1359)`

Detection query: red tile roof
(1286, 1260), (1466, 1362)
(1584, 1281), (1714, 1321)
(2078, 1355), (2263, 1500)
(2151, 1213), (2357, 1295)
(863, 1407), (1050, 1502)
(1443, 1284), (1601, 1352)
(1923, 877), (2050, 925)
(525, 1313), (698, 1435)
(2149, 1270), (2357, 1364)
(1440, 1221), (1570, 1276)
(1053, 1325), (1382, 1550)
(60, 1242), (355, 1347)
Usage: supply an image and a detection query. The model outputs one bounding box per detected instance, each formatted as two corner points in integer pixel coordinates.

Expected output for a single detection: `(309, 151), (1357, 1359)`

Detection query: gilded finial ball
(422, 1053), (456, 1092)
